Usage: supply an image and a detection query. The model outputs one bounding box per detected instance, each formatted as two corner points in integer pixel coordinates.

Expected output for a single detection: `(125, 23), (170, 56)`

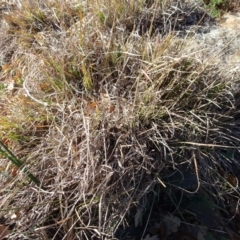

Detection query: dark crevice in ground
(134, 3), (216, 37)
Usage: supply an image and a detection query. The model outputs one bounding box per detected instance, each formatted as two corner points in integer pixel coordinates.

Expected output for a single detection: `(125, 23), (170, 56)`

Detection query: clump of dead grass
(0, 0), (240, 239)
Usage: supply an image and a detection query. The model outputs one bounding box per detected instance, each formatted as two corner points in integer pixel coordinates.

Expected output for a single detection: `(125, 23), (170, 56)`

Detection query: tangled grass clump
(0, 0), (240, 239)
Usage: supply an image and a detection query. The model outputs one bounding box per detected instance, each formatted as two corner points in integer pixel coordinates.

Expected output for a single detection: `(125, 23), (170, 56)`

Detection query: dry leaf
(197, 228), (206, 240)
(148, 222), (166, 239)
(1, 64), (10, 72)
(142, 234), (159, 240)
(109, 105), (115, 113)
(162, 213), (181, 235)
(178, 222), (209, 240)
(39, 82), (51, 92)
(134, 207), (143, 227)
(225, 227), (240, 240)
(84, 101), (99, 116)
(227, 173), (238, 188)
(0, 224), (9, 239)
(2, 138), (10, 147)
(88, 102), (98, 109)
(13, 69), (22, 82)
(11, 166), (18, 178)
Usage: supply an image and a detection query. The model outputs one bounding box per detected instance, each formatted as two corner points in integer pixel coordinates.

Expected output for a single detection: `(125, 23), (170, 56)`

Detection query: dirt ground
(180, 10), (240, 75)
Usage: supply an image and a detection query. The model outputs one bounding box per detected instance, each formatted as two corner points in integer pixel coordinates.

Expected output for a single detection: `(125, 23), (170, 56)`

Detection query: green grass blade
(0, 140), (42, 188)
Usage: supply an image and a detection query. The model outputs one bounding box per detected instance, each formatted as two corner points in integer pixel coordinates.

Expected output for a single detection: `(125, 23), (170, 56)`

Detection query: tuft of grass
(0, 0), (240, 239)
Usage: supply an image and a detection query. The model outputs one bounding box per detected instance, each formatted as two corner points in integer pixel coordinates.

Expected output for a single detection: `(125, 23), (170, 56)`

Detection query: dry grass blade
(0, 0), (240, 239)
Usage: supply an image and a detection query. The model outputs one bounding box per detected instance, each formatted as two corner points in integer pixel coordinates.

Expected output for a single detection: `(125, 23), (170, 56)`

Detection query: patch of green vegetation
(0, 83), (7, 94)
(205, 0), (232, 17)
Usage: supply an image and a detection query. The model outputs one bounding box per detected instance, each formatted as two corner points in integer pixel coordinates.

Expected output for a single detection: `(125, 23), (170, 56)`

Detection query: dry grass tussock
(0, 0), (240, 239)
